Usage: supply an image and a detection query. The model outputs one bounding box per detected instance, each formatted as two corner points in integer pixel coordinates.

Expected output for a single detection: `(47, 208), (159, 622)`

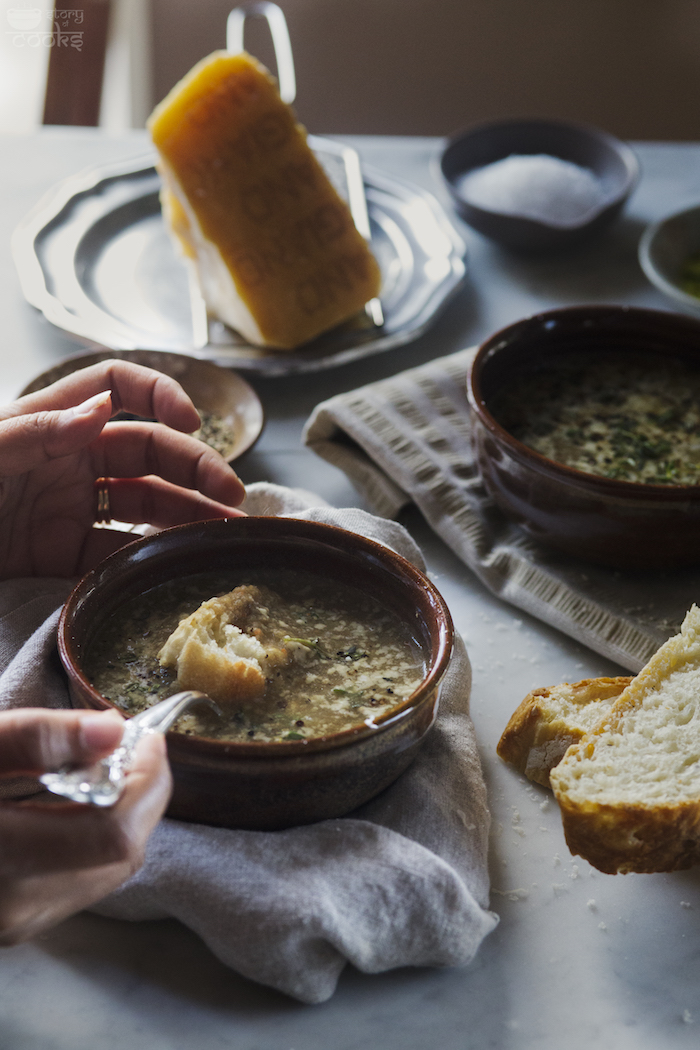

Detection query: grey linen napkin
(0, 483), (497, 1004)
(304, 348), (700, 673)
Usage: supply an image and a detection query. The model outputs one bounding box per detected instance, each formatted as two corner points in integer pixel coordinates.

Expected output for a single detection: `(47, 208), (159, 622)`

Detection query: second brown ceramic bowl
(467, 305), (700, 569)
(58, 516), (453, 830)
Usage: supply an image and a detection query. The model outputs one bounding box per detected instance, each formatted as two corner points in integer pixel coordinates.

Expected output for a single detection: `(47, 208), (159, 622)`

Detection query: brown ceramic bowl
(58, 516), (453, 830)
(467, 305), (700, 569)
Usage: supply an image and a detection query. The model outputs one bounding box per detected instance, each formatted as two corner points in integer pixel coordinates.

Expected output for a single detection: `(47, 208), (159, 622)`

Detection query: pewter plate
(12, 140), (466, 376)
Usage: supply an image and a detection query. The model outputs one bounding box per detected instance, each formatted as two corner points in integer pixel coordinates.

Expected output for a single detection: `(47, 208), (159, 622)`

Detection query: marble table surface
(1, 130), (700, 1050)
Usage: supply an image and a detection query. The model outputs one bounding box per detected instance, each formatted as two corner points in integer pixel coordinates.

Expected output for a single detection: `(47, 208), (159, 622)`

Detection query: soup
(87, 569), (425, 743)
(490, 352), (700, 485)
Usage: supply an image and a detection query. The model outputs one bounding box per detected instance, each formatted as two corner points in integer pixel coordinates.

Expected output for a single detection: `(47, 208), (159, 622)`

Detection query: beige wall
(149, 0), (700, 139)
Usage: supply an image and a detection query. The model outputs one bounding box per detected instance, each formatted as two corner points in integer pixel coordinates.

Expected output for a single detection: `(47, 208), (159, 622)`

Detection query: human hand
(0, 359), (247, 579)
(0, 707), (171, 945)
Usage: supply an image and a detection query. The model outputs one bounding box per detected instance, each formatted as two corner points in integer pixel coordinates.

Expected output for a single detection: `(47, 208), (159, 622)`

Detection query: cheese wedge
(148, 51), (381, 350)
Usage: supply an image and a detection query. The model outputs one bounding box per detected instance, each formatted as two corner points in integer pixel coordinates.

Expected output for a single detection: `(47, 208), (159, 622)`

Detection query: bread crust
(554, 797), (700, 874)
(158, 585), (284, 704)
(497, 677), (632, 787)
(550, 605), (700, 874)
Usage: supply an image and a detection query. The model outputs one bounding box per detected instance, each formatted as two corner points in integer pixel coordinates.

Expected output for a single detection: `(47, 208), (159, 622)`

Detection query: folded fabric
(304, 349), (700, 673)
(0, 483), (497, 1004)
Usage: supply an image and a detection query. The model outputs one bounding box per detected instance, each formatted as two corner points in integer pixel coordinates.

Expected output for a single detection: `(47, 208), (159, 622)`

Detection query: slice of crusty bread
(497, 677), (632, 787)
(158, 585), (289, 704)
(550, 605), (700, 874)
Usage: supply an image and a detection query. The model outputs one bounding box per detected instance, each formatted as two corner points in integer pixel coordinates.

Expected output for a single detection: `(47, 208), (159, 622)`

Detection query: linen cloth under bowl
(0, 484), (496, 1004)
(304, 349), (700, 671)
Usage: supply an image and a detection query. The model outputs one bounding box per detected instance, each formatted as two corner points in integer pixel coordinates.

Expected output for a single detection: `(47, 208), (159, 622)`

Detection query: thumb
(0, 391), (112, 476)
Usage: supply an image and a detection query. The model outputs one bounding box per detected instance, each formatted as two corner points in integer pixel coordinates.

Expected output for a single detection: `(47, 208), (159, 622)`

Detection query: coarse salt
(457, 153), (607, 228)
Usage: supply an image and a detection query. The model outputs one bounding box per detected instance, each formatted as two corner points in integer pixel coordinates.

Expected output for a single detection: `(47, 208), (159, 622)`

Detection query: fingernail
(70, 390), (112, 418)
(79, 711), (124, 751)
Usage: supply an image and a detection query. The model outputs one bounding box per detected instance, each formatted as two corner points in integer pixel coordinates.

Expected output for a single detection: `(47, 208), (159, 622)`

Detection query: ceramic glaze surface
(59, 516), (452, 830)
(468, 306), (700, 568)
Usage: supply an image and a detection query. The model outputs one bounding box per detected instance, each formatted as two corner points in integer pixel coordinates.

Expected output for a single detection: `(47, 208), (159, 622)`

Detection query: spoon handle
(39, 691), (218, 807)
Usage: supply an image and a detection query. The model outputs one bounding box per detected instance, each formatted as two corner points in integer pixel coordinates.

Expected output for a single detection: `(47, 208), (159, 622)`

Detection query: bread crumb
(553, 853), (561, 867)
(492, 887), (529, 902)
(455, 809), (476, 830)
(598, 922), (607, 930)
(552, 883), (567, 895)
(540, 799), (550, 811)
(682, 1010), (694, 1025)
(569, 864), (580, 880)
(681, 901), (692, 909)
(586, 899), (597, 910)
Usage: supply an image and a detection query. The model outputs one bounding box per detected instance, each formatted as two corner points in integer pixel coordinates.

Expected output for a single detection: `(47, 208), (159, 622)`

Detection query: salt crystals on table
(457, 153), (608, 228)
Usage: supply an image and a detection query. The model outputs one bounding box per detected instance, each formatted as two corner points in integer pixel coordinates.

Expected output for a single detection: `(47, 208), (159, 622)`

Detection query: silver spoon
(39, 691), (220, 807)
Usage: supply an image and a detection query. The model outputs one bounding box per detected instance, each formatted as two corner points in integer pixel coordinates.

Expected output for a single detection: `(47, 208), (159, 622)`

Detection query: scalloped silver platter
(12, 140), (466, 376)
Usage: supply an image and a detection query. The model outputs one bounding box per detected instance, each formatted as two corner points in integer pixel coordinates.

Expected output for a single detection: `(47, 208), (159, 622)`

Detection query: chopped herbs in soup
(87, 570), (425, 743)
(490, 353), (700, 485)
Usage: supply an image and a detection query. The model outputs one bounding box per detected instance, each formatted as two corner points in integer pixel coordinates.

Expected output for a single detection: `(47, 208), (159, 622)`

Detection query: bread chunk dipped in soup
(87, 570), (425, 743)
(490, 350), (700, 485)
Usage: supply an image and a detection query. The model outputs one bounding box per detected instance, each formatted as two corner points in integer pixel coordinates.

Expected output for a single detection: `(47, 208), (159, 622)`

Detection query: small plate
(20, 348), (264, 463)
(12, 140), (466, 376)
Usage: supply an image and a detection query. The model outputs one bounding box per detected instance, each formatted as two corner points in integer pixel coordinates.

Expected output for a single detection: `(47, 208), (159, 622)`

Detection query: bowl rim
(467, 303), (700, 497)
(638, 205), (700, 312)
(440, 116), (640, 232)
(58, 516), (454, 758)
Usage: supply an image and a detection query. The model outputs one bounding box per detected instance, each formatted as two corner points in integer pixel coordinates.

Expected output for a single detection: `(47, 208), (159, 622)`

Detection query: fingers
(0, 708), (125, 776)
(112, 731), (173, 853)
(0, 733), (171, 943)
(0, 391), (113, 478)
(0, 860), (135, 945)
(0, 731), (171, 879)
(106, 476), (248, 527)
(91, 422), (246, 508)
(7, 361), (201, 434)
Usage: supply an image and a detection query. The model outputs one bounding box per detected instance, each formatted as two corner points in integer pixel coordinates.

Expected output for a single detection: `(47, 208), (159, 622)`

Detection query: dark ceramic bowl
(58, 516), (453, 830)
(638, 204), (700, 315)
(467, 305), (700, 569)
(440, 118), (638, 251)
